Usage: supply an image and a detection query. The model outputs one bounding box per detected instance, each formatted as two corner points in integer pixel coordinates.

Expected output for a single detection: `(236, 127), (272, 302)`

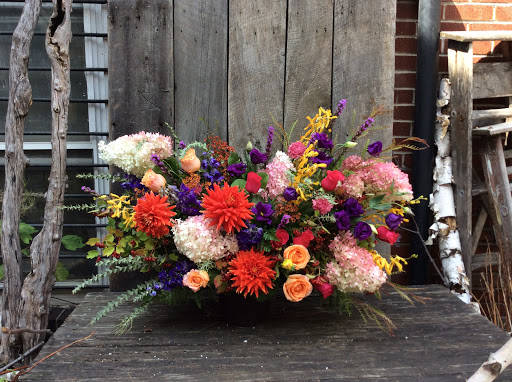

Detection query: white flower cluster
(98, 132), (173, 177)
(172, 215), (239, 264)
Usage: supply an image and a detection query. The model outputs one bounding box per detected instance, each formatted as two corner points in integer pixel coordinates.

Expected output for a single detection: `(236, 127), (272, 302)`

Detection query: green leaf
(0, 264), (4, 281)
(168, 252), (178, 261)
(231, 179), (246, 189)
(55, 263), (70, 282)
(104, 233), (115, 244)
(368, 195), (386, 209)
(86, 237), (101, 246)
(227, 152), (241, 165)
(61, 235), (85, 251)
(163, 156), (181, 176)
(103, 246), (115, 257)
(19, 222), (38, 244)
(87, 250), (99, 259)
(258, 172), (269, 189)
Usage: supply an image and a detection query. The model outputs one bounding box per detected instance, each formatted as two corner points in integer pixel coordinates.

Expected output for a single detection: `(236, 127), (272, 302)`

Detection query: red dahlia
(133, 192), (176, 238)
(229, 249), (277, 298)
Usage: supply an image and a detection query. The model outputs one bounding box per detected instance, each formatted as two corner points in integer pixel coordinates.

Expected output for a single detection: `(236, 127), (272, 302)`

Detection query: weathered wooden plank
(440, 31), (512, 43)
(473, 108), (512, 125)
(283, 0), (333, 143)
(473, 122), (512, 136)
(174, 0), (228, 142)
(447, 39), (473, 283)
(332, 0), (396, 148)
(108, 0), (173, 137)
(228, 0), (287, 153)
(473, 62), (512, 100)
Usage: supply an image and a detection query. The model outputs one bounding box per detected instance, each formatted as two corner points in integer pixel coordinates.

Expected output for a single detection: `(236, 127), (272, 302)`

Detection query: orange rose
(141, 169), (166, 193)
(183, 269), (209, 292)
(283, 274), (313, 302)
(180, 148), (201, 173)
(283, 244), (310, 270)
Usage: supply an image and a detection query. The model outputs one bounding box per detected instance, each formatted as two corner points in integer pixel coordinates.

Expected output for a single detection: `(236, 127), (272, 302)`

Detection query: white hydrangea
(98, 132), (173, 177)
(172, 215), (239, 264)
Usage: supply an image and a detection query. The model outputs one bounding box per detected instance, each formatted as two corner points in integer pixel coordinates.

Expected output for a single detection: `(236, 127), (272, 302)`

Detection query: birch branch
(467, 337), (512, 382)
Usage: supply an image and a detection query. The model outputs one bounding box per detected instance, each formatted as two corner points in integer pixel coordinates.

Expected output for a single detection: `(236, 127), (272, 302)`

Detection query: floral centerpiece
(74, 101), (425, 332)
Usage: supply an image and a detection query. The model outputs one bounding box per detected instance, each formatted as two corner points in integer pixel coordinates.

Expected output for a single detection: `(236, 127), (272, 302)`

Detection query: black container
(219, 293), (271, 326)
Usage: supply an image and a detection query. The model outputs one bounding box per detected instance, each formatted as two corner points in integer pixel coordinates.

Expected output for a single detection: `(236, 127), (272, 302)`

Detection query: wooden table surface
(21, 285), (512, 381)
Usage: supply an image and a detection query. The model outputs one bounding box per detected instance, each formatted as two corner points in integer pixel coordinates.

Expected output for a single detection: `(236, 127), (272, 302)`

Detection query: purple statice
(344, 198), (364, 217)
(251, 202), (274, 225)
(353, 221), (372, 241)
(179, 141), (186, 149)
(237, 223), (264, 250)
(310, 132), (333, 150)
(204, 169), (224, 184)
(335, 99), (347, 116)
(277, 214), (291, 230)
(367, 141), (383, 157)
(309, 150), (333, 166)
(227, 162), (247, 177)
(335, 210), (351, 231)
(151, 154), (171, 175)
(177, 184), (201, 216)
(249, 148), (267, 165)
(282, 187), (298, 201)
(201, 159), (209, 170)
(265, 126), (274, 162)
(120, 174), (146, 191)
(354, 117), (375, 139)
(81, 186), (100, 197)
(157, 260), (193, 291)
(385, 213), (403, 231)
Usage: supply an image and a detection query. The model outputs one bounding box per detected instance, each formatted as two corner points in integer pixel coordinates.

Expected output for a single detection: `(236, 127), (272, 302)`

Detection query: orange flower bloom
(141, 169), (166, 193)
(229, 249), (276, 298)
(201, 182), (254, 233)
(283, 244), (310, 270)
(181, 148), (201, 173)
(283, 274), (313, 302)
(133, 192), (176, 238)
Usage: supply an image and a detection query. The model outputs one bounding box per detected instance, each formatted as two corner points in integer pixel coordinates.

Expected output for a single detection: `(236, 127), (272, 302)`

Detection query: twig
(1, 327), (52, 335)
(11, 331), (96, 381)
(0, 342), (43, 373)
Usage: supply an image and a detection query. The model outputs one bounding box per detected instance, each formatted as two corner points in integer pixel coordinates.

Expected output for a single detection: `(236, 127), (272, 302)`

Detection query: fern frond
(384, 282), (431, 305)
(352, 297), (396, 335)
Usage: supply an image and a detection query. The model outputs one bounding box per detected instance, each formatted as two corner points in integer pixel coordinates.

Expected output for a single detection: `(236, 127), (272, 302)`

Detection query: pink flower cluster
(341, 156), (413, 201)
(325, 232), (387, 293)
(287, 141), (307, 159)
(260, 151), (294, 200)
(312, 198), (333, 214)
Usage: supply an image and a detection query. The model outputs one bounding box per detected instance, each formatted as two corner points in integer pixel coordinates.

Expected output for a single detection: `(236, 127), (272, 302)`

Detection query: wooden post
(447, 39), (473, 284)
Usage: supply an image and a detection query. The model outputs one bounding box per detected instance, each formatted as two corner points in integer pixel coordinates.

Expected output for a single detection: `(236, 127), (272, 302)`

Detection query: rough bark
(1, 0), (41, 363)
(468, 337), (512, 382)
(427, 78), (471, 303)
(16, 0), (73, 357)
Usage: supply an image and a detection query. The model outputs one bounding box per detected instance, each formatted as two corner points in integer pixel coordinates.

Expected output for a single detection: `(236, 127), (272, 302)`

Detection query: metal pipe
(410, 0), (441, 284)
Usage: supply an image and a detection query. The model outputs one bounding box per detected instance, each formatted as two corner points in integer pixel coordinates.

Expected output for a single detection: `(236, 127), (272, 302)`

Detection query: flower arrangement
(74, 101), (426, 332)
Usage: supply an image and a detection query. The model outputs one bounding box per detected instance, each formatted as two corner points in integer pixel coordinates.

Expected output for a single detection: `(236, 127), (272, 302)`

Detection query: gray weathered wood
(473, 62), (512, 100)
(0, 0), (40, 363)
(473, 122), (512, 136)
(473, 108), (512, 125)
(174, 0), (228, 142)
(284, 0), (333, 144)
(108, 0), (173, 138)
(22, 285), (512, 381)
(228, 0), (286, 153)
(441, 31), (512, 43)
(332, 0), (396, 148)
(447, 39), (474, 284)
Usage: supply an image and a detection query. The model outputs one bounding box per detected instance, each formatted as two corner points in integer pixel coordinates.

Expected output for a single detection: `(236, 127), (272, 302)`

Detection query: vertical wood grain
(174, 0), (228, 142)
(228, 0), (287, 153)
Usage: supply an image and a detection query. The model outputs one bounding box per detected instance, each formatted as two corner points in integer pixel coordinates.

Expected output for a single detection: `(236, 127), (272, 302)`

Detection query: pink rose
(287, 141), (307, 159)
(312, 276), (335, 299)
(321, 170), (345, 192)
(245, 172), (262, 193)
(312, 198), (333, 214)
(141, 169), (166, 193)
(376, 226), (400, 245)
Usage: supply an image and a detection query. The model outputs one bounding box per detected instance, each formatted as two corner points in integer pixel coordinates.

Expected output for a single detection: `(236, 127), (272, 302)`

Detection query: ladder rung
(473, 122), (512, 136)
(472, 108), (512, 123)
(472, 181), (512, 196)
(471, 251), (500, 271)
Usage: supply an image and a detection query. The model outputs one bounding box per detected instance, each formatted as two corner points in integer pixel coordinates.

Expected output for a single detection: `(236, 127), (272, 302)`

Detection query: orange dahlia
(229, 249), (277, 298)
(201, 182), (254, 233)
(133, 192), (176, 238)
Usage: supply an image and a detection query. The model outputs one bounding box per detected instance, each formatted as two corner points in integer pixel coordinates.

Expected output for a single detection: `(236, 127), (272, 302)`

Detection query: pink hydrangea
(287, 141), (307, 159)
(312, 198), (333, 214)
(260, 151), (294, 200)
(324, 232), (387, 293)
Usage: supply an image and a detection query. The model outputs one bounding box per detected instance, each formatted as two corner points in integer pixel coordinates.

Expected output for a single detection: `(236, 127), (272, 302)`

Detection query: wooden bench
(440, 31), (512, 283)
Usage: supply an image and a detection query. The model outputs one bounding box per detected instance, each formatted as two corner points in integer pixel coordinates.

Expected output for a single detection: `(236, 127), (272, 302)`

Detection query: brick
(396, 1), (418, 20)
(474, 0), (512, 3)
(395, 55), (417, 71)
(396, 21), (417, 36)
(495, 6), (512, 22)
(394, 90), (414, 105)
(402, 152), (413, 168)
(467, 23), (512, 32)
(394, 105), (415, 121)
(440, 21), (467, 32)
(396, 37), (417, 54)
(438, 56), (448, 73)
(393, 121), (413, 136)
(444, 4), (493, 22)
(473, 40), (493, 55)
(395, 72), (417, 88)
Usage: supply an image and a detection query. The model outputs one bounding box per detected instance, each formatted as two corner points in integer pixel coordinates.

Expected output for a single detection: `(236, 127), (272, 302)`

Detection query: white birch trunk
(427, 78), (471, 303)
(468, 337), (512, 382)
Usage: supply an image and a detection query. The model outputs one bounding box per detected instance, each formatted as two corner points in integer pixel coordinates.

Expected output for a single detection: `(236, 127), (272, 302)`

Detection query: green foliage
(116, 301), (151, 334)
(76, 173), (125, 182)
(60, 203), (97, 211)
(55, 262), (70, 282)
(61, 235), (85, 251)
(18, 222), (38, 244)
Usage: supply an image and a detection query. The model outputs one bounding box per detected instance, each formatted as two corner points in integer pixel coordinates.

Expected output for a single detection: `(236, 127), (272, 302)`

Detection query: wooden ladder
(440, 31), (512, 287)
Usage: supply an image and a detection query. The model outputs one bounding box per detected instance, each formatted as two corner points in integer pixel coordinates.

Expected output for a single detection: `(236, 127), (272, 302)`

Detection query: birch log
(0, 0), (41, 363)
(468, 337), (512, 382)
(17, 0), (72, 357)
(427, 78), (471, 303)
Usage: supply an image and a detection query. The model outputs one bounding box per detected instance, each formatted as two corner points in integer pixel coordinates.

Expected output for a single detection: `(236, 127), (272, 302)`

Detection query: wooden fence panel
(284, 0), (334, 144)
(108, 0), (173, 138)
(228, 0), (287, 152)
(332, 0), (396, 148)
(174, 0), (228, 142)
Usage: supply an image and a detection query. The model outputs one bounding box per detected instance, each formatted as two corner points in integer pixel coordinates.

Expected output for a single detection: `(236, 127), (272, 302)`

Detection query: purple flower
(227, 162), (247, 177)
(157, 260), (193, 291)
(355, 117), (375, 139)
(204, 169), (224, 183)
(277, 214), (291, 230)
(179, 141), (186, 149)
(120, 174), (146, 191)
(344, 198), (364, 217)
(265, 126), (274, 161)
(249, 149), (267, 165)
(251, 202), (274, 225)
(335, 99), (347, 116)
(283, 187), (298, 201)
(385, 213), (403, 231)
(177, 184), (201, 216)
(367, 141), (383, 157)
(309, 151), (333, 166)
(237, 224), (263, 250)
(310, 132), (333, 150)
(201, 159), (209, 170)
(353, 221), (372, 241)
(335, 210), (351, 231)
